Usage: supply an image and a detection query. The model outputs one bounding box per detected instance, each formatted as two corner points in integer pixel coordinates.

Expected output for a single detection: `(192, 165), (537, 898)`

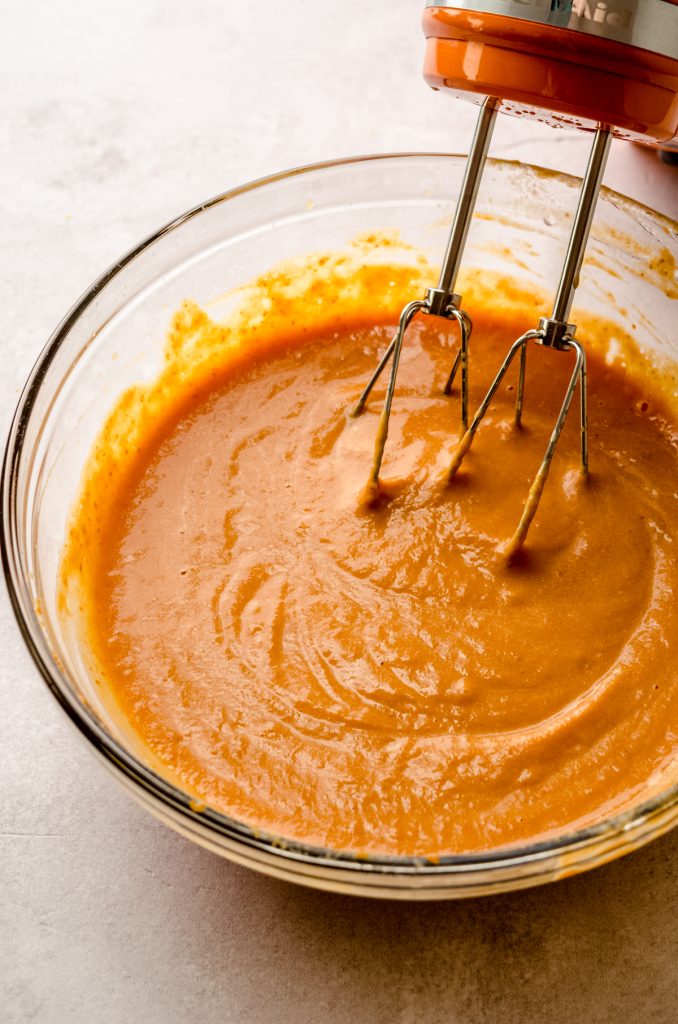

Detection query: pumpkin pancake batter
(62, 271), (678, 858)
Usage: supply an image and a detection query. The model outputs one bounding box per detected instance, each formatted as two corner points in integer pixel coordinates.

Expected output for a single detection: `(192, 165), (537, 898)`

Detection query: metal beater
(445, 125), (612, 557)
(352, 105), (611, 554)
(350, 97), (498, 504)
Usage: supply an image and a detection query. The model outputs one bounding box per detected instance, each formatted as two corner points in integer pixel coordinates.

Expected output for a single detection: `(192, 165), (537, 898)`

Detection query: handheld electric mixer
(353, 0), (678, 555)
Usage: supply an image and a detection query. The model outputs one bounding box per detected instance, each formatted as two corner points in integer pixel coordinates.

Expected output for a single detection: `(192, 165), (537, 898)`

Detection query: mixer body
(423, 0), (678, 144)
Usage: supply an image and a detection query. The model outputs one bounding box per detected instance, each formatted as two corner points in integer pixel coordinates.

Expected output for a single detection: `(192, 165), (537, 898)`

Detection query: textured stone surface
(1, 2), (677, 1022)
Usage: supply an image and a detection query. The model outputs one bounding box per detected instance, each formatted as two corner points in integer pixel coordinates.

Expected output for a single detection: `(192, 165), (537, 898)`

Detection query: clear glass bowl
(3, 155), (678, 899)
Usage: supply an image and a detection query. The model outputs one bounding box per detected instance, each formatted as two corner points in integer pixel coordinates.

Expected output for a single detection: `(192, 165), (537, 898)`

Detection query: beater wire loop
(359, 300), (426, 503)
(443, 309), (472, 432)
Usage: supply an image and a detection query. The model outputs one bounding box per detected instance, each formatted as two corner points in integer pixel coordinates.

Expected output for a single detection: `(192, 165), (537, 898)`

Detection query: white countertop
(2, 3), (677, 1022)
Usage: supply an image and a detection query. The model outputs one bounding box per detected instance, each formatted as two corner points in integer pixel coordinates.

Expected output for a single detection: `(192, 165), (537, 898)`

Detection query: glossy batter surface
(71, 300), (678, 857)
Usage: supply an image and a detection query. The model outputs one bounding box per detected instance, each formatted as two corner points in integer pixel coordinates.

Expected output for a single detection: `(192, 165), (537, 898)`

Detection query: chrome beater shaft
(445, 127), (613, 558)
(351, 97), (499, 504)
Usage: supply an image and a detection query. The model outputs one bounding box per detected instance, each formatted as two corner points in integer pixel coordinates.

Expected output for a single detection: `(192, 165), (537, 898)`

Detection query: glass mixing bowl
(3, 155), (678, 899)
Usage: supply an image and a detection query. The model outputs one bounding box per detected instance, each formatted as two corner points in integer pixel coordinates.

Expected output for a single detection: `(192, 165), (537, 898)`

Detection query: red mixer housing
(423, 0), (678, 146)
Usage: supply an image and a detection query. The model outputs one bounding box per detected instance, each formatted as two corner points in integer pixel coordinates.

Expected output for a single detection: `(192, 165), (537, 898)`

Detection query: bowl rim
(3, 151), (678, 881)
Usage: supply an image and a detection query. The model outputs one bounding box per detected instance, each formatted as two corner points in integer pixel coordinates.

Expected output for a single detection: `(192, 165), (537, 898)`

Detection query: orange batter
(60, 266), (678, 858)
